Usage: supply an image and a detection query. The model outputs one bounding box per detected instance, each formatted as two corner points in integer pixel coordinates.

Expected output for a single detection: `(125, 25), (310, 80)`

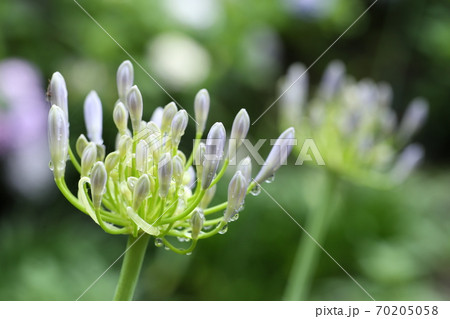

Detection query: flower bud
(173, 155), (184, 186)
(206, 122), (226, 159)
(201, 154), (220, 190)
(147, 121), (161, 136)
(118, 135), (132, 158)
(279, 63), (308, 125)
(150, 107), (163, 128)
(194, 89), (210, 134)
(81, 142), (97, 176)
(237, 156), (252, 183)
(127, 177), (138, 191)
(105, 151), (120, 173)
(126, 85), (143, 133)
(161, 102), (177, 134)
(48, 105), (69, 179)
(195, 142), (206, 179)
(190, 209), (205, 240)
(391, 144), (424, 183)
(254, 127), (295, 184)
(147, 132), (162, 160)
(96, 144), (106, 161)
(90, 162), (107, 209)
(76, 134), (89, 158)
(171, 110), (188, 147)
(224, 171), (247, 222)
(133, 174), (150, 211)
(397, 98), (428, 143)
(158, 153), (173, 198)
(184, 166), (196, 188)
(320, 60), (345, 101)
(113, 101), (128, 134)
(229, 109), (250, 159)
(49, 72), (68, 119)
(117, 60), (134, 102)
(199, 184), (216, 209)
(83, 90), (103, 144)
(136, 140), (148, 172)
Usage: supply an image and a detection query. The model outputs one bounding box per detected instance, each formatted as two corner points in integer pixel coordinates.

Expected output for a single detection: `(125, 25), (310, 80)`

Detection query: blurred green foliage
(0, 0), (449, 300)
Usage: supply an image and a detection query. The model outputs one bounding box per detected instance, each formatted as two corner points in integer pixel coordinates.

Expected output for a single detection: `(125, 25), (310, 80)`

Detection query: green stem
(283, 171), (338, 301)
(113, 234), (151, 301)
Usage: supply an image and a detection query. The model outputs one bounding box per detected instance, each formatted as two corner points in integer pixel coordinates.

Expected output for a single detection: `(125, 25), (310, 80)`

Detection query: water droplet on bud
(250, 184), (261, 196)
(48, 161), (54, 171)
(218, 224), (228, 234)
(154, 238), (164, 247)
(265, 174), (275, 183)
(230, 213), (239, 222)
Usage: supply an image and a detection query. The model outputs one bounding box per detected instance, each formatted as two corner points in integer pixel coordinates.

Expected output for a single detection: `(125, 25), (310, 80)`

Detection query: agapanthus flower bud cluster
(278, 60), (428, 186)
(48, 60), (294, 254)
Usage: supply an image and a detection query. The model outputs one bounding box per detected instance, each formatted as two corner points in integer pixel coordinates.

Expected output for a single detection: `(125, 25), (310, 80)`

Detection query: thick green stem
(114, 234), (150, 301)
(283, 171), (338, 300)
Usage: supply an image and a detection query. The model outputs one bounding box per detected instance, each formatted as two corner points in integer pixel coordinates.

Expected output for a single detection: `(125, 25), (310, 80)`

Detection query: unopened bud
(173, 155), (184, 186)
(194, 89), (210, 134)
(83, 91), (103, 144)
(113, 101), (128, 134)
(118, 135), (132, 158)
(171, 110), (188, 147)
(206, 122), (226, 159)
(184, 166), (196, 188)
(224, 171), (247, 222)
(105, 151), (120, 173)
(254, 127), (295, 184)
(199, 184), (216, 209)
(76, 134), (89, 158)
(90, 162), (107, 209)
(398, 98), (428, 143)
(158, 153), (173, 198)
(136, 140), (148, 172)
(161, 102), (177, 134)
(190, 209), (205, 240)
(195, 142), (206, 180)
(81, 142), (97, 176)
(229, 109), (250, 158)
(48, 105), (69, 179)
(391, 144), (424, 183)
(320, 60), (345, 101)
(150, 107), (163, 128)
(133, 174), (150, 211)
(126, 85), (143, 133)
(237, 157), (252, 183)
(49, 72), (68, 119)
(117, 60), (134, 102)
(201, 154), (220, 190)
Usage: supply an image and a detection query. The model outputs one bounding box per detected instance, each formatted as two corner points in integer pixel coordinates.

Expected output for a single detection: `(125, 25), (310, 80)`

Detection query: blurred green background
(0, 0), (449, 300)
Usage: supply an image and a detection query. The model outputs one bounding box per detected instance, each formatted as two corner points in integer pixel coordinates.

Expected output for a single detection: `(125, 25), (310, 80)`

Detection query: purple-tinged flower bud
(391, 144), (424, 183)
(206, 122), (226, 159)
(83, 91), (103, 145)
(113, 101), (128, 134)
(161, 102), (177, 135)
(279, 63), (308, 122)
(195, 142), (206, 180)
(133, 174), (150, 211)
(199, 184), (216, 209)
(105, 151), (120, 173)
(48, 105), (69, 179)
(81, 142), (97, 177)
(126, 85), (143, 133)
(117, 60), (134, 102)
(49, 72), (68, 119)
(173, 155), (184, 186)
(150, 107), (163, 128)
(224, 171), (247, 222)
(397, 98), (428, 143)
(76, 134), (89, 158)
(201, 154), (220, 190)
(184, 166), (196, 188)
(194, 89), (210, 134)
(229, 109), (250, 159)
(136, 140), (148, 172)
(254, 127), (295, 184)
(158, 153), (173, 198)
(319, 60), (345, 101)
(171, 110), (188, 147)
(90, 162), (107, 209)
(237, 157), (252, 183)
(190, 209), (205, 240)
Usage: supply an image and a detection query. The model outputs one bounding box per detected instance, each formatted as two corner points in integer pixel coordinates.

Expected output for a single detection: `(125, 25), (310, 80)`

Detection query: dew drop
(154, 238), (164, 248)
(230, 213), (239, 222)
(218, 224), (228, 234)
(250, 184), (261, 196)
(48, 161), (54, 171)
(203, 225), (212, 231)
(164, 246), (170, 251)
(265, 174), (275, 183)
(186, 252), (192, 256)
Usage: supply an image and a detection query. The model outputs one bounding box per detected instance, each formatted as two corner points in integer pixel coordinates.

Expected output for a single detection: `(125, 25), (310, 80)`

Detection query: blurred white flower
(163, 0), (222, 30)
(284, 0), (336, 19)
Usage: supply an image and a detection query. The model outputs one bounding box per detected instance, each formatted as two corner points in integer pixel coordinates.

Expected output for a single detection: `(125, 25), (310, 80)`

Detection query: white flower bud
(320, 60), (345, 101)
(194, 89), (210, 134)
(254, 127), (295, 184)
(49, 72), (68, 119)
(113, 101), (128, 134)
(83, 90), (103, 144)
(136, 140), (148, 172)
(76, 134), (89, 158)
(173, 155), (184, 186)
(391, 144), (424, 183)
(133, 174), (151, 211)
(397, 98), (428, 143)
(126, 85), (143, 133)
(150, 107), (164, 128)
(161, 102), (177, 134)
(195, 142), (206, 180)
(199, 184), (216, 209)
(48, 105), (69, 179)
(184, 166), (196, 188)
(190, 209), (205, 240)
(147, 132), (162, 160)
(279, 63), (308, 124)
(224, 171), (247, 222)
(206, 122), (226, 159)
(158, 153), (173, 198)
(96, 144), (106, 161)
(105, 151), (120, 173)
(118, 135), (132, 158)
(147, 121), (161, 135)
(117, 60), (134, 102)
(229, 109), (250, 159)
(90, 162), (107, 209)
(81, 142), (97, 177)
(237, 156), (252, 183)
(171, 110), (188, 147)
(201, 154), (220, 190)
